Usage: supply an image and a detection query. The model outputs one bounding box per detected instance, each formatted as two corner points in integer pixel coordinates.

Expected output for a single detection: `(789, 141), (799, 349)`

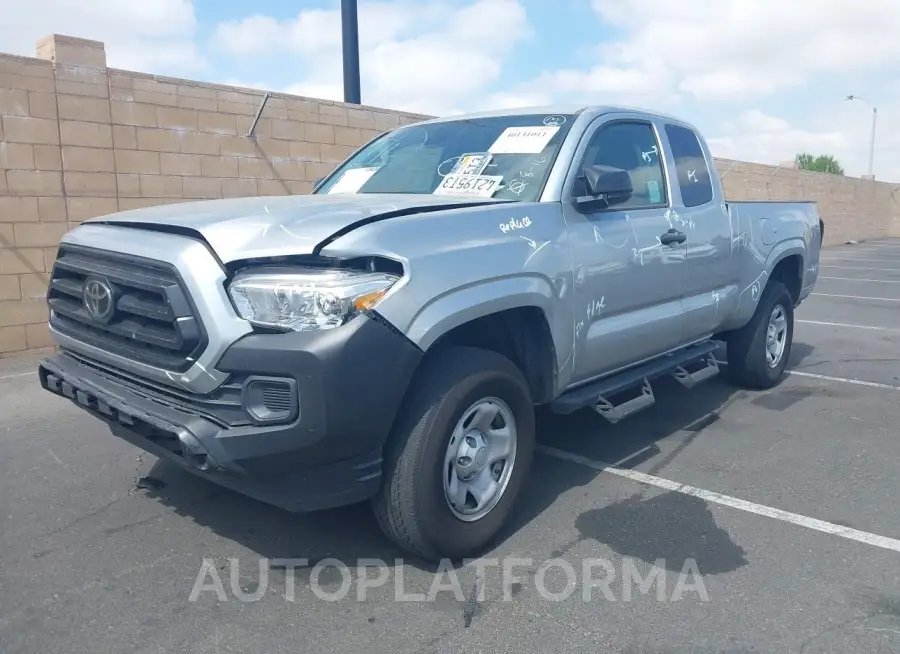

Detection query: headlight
(227, 268), (400, 332)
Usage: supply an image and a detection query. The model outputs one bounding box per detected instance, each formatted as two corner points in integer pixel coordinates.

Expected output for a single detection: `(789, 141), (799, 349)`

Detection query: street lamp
(341, 0), (362, 105)
(844, 94), (877, 178)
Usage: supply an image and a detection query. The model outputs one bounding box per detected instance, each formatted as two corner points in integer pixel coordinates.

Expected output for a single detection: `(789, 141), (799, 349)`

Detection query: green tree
(795, 152), (844, 175)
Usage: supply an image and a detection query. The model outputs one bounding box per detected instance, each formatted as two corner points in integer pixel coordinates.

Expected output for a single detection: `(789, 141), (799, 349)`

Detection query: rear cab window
(664, 123), (714, 208)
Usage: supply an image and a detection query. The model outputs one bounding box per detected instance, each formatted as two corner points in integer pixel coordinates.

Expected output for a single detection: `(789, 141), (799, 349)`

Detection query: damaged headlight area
(227, 267), (400, 332)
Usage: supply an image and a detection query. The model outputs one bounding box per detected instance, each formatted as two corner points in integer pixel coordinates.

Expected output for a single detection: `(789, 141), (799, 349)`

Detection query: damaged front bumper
(38, 313), (423, 513)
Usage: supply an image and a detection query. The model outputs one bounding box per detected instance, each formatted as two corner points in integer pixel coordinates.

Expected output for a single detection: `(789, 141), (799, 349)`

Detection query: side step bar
(550, 341), (720, 422)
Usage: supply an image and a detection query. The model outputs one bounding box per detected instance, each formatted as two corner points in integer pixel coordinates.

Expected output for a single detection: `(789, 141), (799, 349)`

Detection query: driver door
(561, 115), (687, 384)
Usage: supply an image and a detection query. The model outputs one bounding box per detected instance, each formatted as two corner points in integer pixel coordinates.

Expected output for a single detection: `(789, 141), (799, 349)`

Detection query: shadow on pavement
(139, 367), (785, 572)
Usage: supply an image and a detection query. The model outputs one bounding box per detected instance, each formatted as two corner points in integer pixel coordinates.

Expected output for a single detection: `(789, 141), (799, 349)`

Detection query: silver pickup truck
(38, 105), (823, 561)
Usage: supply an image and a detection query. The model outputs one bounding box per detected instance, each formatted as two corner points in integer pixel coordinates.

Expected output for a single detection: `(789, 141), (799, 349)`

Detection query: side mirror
(574, 165), (633, 210)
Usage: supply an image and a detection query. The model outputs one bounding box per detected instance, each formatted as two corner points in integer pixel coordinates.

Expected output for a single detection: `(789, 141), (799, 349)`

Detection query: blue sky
(3, 0), (900, 180)
(195, 0), (607, 92)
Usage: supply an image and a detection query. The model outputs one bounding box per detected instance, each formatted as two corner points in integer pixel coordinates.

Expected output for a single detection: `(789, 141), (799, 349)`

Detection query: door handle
(660, 229), (686, 245)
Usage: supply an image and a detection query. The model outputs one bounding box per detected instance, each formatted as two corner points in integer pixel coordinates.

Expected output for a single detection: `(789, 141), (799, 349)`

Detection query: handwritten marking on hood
(280, 224), (302, 240)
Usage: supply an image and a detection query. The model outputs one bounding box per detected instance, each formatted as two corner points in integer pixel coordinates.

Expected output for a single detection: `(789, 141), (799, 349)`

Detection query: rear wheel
(726, 281), (794, 389)
(372, 346), (535, 561)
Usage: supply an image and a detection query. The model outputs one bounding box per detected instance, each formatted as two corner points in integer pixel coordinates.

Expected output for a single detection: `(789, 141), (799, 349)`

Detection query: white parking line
(811, 293), (900, 302)
(822, 265), (900, 272)
(820, 276), (900, 284)
(0, 371), (35, 381)
(537, 445), (900, 553)
(822, 256), (900, 264)
(797, 319), (900, 332)
(786, 370), (900, 391)
(714, 359), (900, 391)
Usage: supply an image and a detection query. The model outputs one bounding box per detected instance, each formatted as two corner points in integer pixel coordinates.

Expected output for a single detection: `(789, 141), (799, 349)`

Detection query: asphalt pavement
(2, 238), (900, 653)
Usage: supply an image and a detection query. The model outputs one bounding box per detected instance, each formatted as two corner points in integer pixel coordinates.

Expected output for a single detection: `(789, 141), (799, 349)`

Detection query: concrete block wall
(713, 158), (899, 246)
(1, 34), (899, 357)
(0, 35), (426, 356)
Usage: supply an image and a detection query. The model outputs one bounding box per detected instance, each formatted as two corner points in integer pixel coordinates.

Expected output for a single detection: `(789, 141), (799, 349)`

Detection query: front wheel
(372, 346), (535, 561)
(725, 280), (794, 389)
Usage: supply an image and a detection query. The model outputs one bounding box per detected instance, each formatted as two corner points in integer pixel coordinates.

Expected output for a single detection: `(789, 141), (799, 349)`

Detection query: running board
(595, 378), (655, 424)
(672, 353), (720, 389)
(550, 341), (719, 419)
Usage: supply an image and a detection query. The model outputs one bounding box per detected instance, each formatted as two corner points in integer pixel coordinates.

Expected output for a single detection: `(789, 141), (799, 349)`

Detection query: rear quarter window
(665, 124), (713, 208)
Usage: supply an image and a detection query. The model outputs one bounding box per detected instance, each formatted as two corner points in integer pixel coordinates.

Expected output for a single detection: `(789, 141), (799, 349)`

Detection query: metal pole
(247, 91), (270, 137)
(867, 107), (877, 178)
(845, 95), (877, 178)
(341, 0), (361, 105)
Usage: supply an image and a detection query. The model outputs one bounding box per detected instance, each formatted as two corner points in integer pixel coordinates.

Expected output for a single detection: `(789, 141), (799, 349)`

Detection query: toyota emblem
(83, 277), (116, 323)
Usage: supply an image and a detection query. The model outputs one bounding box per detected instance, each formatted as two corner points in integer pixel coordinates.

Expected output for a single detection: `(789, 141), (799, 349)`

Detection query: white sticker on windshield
(488, 126), (560, 154)
(433, 173), (503, 197)
(325, 167), (378, 194)
(451, 152), (492, 176)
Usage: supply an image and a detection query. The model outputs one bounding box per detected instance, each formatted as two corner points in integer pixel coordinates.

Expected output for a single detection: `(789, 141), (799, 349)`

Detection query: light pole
(844, 94), (877, 178)
(341, 0), (361, 104)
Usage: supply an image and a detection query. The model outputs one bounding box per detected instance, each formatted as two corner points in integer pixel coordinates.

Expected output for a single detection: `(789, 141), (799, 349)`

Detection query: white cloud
(5, 0), (900, 182)
(708, 109), (848, 165)
(706, 102), (900, 182)
(491, 0), (900, 180)
(283, 81), (343, 104)
(495, 0), (900, 109)
(0, 0), (204, 73)
(507, 62), (681, 109)
(211, 0), (531, 116)
(482, 90), (552, 111)
(588, 0), (900, 102)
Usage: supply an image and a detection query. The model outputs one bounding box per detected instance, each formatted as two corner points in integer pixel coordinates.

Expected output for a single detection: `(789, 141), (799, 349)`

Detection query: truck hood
(89, 194), (503, 263)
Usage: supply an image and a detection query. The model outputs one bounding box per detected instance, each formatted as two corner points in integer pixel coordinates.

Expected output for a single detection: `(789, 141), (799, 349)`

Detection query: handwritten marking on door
(499, 216), (532, 234)
(633, 236), (663, 266)
(520, 236), (550, 266)
(587, 297), (606, 319)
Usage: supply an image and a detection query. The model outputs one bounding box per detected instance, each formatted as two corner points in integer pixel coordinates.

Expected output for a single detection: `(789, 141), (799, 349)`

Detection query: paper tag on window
(326, 167), (378, 194)
(433, 174), (503, 197)
(647, 180), (661, 203)
(451, 153), (492, 176)
(488, 126), (559, 154)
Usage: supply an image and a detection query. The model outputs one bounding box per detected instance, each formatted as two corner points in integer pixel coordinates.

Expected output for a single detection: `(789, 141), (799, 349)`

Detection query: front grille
(48, 245), (207, 372)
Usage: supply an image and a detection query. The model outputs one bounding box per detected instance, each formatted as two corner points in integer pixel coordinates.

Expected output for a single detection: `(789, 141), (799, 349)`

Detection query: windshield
(313, 113), (576, 202)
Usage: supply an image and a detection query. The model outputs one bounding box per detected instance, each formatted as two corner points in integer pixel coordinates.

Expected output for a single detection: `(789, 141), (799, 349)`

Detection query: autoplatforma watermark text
(189, 556), (710, 604)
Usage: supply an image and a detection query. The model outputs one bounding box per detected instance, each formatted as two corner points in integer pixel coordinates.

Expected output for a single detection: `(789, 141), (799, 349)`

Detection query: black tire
(726, 281), (794, 389)
(372, 346), (535, 562)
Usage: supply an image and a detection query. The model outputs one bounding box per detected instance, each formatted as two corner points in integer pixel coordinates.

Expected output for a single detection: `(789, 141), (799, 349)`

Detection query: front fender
(406, 274), (558, 351)
(316, 201), (575, 381)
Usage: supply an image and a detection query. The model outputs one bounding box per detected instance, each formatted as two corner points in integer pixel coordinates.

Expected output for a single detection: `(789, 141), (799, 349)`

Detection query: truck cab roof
(415, 104), (699, 132)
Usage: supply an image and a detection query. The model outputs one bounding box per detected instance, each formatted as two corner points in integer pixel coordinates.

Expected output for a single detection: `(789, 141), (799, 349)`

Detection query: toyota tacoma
(38, 105), (823, 561)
